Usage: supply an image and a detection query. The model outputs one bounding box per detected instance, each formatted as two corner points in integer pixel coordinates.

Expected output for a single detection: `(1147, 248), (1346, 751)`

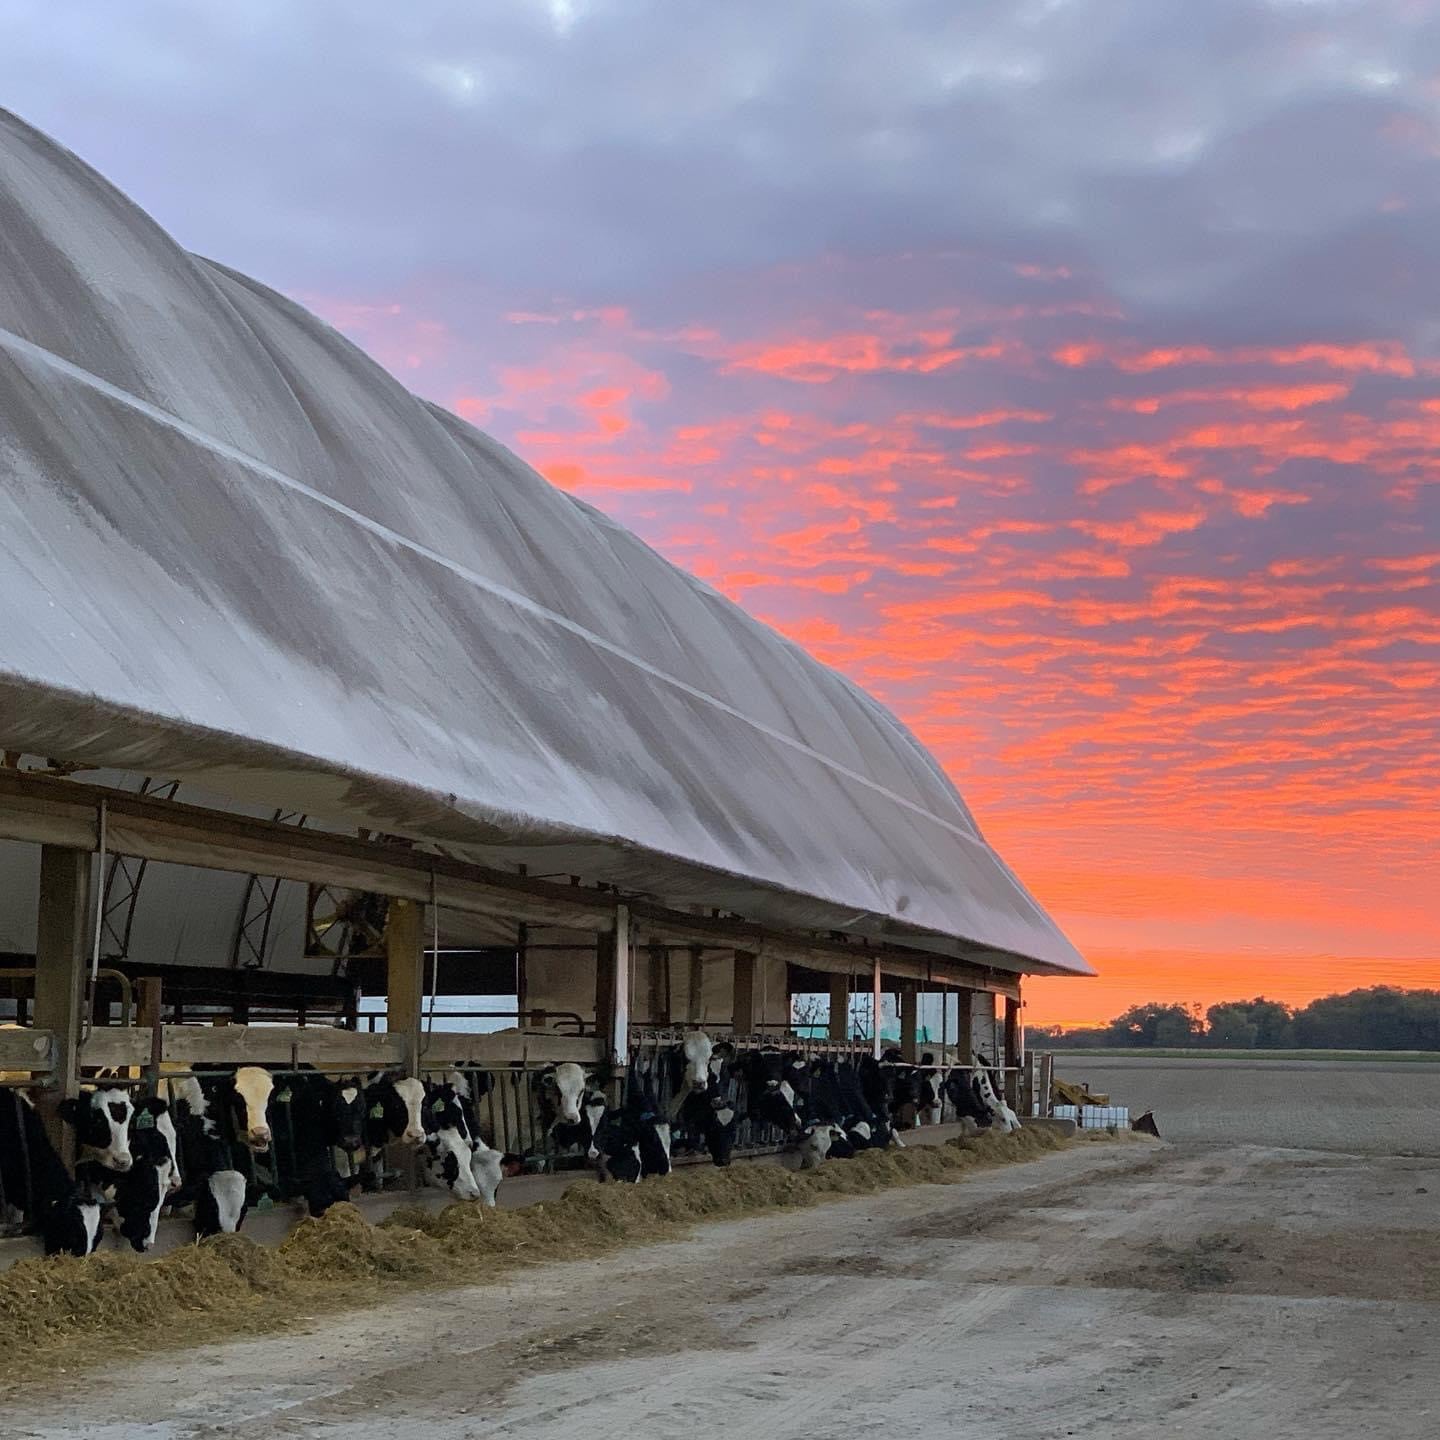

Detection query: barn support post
(610, 904), (631, 1067)
(827, 972), (849, 1042)
(899, 981), (919, 1063)
(687, 944), (704, 1024)
(956, 988), (975, 1063)
(871, 958), (882, 1059)
(647, 940), (669, 1026)
(595, 927), (617, 1046)
(1004, 992), (1022, 1112)
(385, 897), (425, 1076)
(732, 948), (757, 1037)
(33, 845), (91, 1160)
(516, 920), (529, 1025)
(136, 974), (163, 1085)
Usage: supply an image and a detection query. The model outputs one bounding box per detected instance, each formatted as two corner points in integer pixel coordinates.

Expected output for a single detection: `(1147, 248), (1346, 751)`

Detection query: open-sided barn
(0, 109), (1088, 1245)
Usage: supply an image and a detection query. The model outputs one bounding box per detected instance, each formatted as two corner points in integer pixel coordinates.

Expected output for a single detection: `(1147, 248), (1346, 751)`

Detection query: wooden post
(899, 981), (919, 1063)
(828, 972), (849, 1043)
(733, 948), (757, 1037)
(594, 929), (617, 1043)
(687, 945), (704, 1024)
(33, 845), (90, 1160)
(610, 904), (631, 1066)
(647, 941), (669, 1026)
(385, 897), (424, 1076)
(515, 920), (529, 1023)
(135, 975), (163, 1084)
(956, 989), (975, 1063)
(871, 958), (882, 1059)
(1004, 993), (1022, 1112)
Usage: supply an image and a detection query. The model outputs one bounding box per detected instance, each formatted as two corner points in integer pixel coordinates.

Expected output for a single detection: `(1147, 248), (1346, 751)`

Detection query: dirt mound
(0, 1127), (1111, 1390)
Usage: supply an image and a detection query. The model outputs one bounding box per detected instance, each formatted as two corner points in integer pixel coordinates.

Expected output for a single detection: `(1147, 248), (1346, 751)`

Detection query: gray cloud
(3, 0), (1439, 334)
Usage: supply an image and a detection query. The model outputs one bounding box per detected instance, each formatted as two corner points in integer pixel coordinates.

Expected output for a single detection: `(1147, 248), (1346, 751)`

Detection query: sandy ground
(7, 1102), (1438, 1440)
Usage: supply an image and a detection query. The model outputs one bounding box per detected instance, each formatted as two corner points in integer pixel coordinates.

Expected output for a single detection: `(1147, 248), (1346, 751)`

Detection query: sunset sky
(6, 2), (1437, 1025)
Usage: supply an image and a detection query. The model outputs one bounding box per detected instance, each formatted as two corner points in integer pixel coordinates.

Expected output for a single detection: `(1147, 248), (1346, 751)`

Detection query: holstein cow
(971, 1062), (1021, 1134)
(941, 1067), (996, 1132)
(364, 1073), (428, 1149)
(62, 1087), (135, 1178)
(0, 1089), (102, 1255)
(676, 1076), (738, 1167)
(158, 1072), (254, 1235)
(539, 1061), (606, 1154)
(326, 1076), (370, 1192)
(916, 1055), (946, 1127)
(797, 1122), (843, 1170)
(447, 1070), (523, 1207)
(805, 1058), (900, 1154)
(111, 1108), (176, 1252)
(587, 1068), (672, 1184)
(745, 1047), (804, 1137)
(418, 1081), (484, 1202)
(271, 1073), (356, 1218)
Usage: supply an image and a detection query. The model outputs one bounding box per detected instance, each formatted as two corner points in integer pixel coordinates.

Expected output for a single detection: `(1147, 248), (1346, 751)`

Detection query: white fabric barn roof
(0, 111), (1089, 978)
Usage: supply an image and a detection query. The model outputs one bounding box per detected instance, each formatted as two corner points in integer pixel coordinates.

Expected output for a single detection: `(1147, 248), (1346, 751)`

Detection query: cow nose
(248, 1127), (272, 1149)
(403, 1126), (426, 1144)
(112, 1154), (133, 1172)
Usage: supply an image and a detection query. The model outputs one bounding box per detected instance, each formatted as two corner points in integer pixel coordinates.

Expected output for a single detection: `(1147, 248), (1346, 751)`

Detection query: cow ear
(149, 1098), (170, 1115)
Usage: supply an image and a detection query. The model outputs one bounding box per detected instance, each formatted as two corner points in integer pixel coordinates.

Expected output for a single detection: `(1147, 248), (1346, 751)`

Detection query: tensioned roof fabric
(0, 111), (1089, 978)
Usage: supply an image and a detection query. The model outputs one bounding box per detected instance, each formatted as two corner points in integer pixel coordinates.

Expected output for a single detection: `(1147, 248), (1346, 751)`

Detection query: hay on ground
(0, 1126), (1137, 1390)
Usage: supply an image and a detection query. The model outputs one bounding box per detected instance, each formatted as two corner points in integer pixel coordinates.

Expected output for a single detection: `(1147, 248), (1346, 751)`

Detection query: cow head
(229, 1066), (275, 1152)
(329, 1080), (368, 1153)
(60, 1087), (135, 1172)
(392, 1076), (428, 1145)
(797, 1122), (843, 1169)
(680, 1031), (714, 1092)
(540, 1062), (590, 1128)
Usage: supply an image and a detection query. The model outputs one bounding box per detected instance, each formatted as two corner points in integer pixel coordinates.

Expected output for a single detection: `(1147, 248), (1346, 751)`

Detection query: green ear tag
(276, 1089), (293, 1105)
(369, 1102), (385, 1120)
(135, 1111), (155, 1131)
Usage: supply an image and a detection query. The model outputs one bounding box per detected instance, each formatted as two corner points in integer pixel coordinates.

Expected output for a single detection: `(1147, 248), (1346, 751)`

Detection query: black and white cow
(270, 1072), (355, 1218)
(326, 1075), (370, 1191)
(538, 1061), (600, 1152)
(676, 1075), (738, 1167)
(418, 1081), (484, 1202)
(746, 1048), (804, 1136)
(0, 1090), (101, 1256)
(942, 1067), (996, 1130)
(916, 1055), (947, 1127)
(111, 1112), (175, 1252)
(363, 1073), (428, 1150)
(158, 1073), (251, 1236)
(61, 1087), (135, 1177)
(446, 1070), (523, 1207)
(970, 1062), (1021, 1134)
(805, 1058), (899, 1154)
(797, 1122), (843, 1169)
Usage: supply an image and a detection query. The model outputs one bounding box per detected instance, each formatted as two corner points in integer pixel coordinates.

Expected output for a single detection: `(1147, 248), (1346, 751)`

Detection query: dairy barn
(0, 109), (1090, 1261)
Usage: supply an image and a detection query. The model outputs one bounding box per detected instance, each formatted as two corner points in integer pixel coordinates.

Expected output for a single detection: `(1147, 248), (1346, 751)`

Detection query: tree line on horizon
(1030, 986), (1440, 1051)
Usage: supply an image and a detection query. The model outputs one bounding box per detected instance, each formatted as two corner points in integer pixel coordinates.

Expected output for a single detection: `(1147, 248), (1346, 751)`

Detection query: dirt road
(7, 1132), (1436, 1439)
